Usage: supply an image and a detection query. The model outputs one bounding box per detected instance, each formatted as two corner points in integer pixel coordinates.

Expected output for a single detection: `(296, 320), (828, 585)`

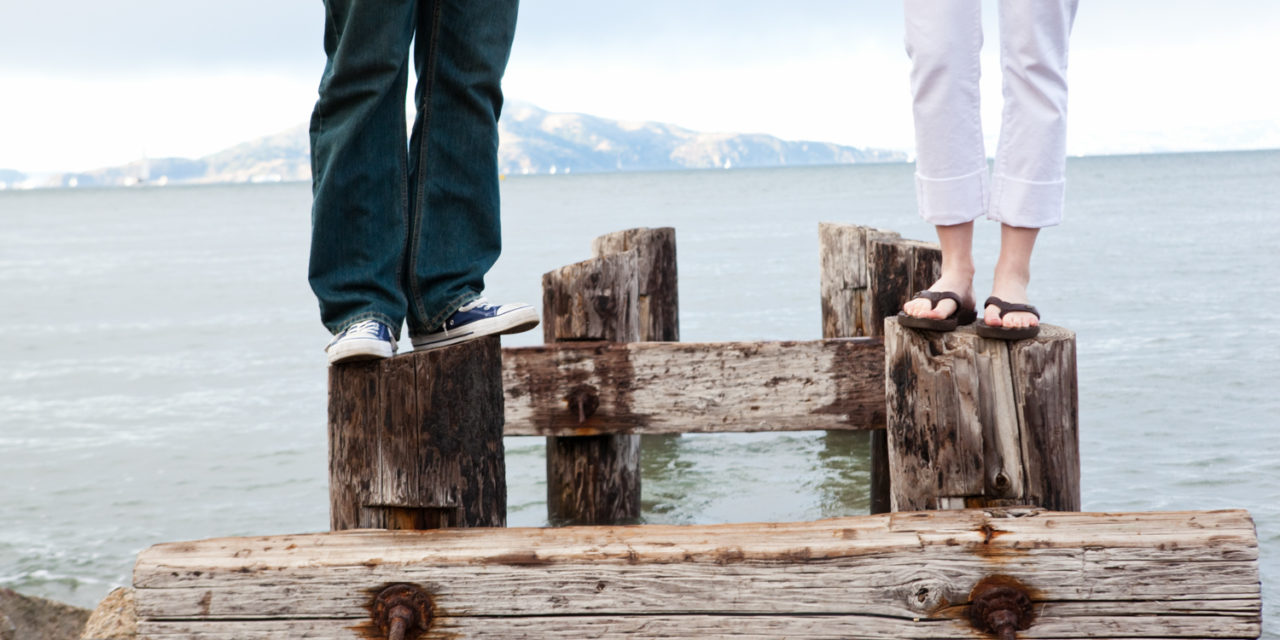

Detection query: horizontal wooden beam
(134, 509), (1261, 639)
(501, 338), (885, 436)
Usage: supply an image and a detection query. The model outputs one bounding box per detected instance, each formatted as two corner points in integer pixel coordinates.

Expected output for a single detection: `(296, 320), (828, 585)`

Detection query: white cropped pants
(905, 0), (1079, 228)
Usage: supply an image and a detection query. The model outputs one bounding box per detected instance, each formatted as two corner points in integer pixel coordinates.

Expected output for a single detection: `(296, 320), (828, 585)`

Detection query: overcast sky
(2, 1), (1278, 172)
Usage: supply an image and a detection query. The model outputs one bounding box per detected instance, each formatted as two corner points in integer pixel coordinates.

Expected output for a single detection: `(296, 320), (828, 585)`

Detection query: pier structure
(133, 224), (1262, 639)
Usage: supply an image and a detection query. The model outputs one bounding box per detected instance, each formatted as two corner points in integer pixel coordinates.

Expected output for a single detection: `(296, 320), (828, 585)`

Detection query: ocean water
(2, 151), (1279, 634)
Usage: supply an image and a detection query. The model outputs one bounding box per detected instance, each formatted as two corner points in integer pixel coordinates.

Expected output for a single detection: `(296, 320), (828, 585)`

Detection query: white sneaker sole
(327, 337), (395, 364)
(411, 306), (540, 351)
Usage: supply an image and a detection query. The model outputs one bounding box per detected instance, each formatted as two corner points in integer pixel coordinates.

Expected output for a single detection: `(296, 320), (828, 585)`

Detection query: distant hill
(0, 168), (25, 187)
(499, 102), (903, 173)
(44, 102), (905, 188)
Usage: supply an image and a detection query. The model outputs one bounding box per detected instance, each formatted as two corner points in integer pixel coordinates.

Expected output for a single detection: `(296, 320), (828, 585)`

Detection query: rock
(80, 587), (136, 640)
(0, 588), (91, 640)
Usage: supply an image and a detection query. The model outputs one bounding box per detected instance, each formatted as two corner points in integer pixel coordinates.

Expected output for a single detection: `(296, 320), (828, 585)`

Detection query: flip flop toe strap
(911, 290), (963, 310)
(983, 296), (1040, 319)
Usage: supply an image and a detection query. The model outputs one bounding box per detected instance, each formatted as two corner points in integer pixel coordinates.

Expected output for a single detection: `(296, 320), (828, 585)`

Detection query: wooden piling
(884, 318), (1081, 512)
(542, 245), (643, 525)
(819, 222), (941, 514)
(591, 227), (679, 342)
(327, 336), (506, 530)
(135, 222), (1263, 639)
(542, 227), (678, 526)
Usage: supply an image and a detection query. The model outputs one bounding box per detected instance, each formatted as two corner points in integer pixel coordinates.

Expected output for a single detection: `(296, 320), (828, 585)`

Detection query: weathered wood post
(884, 319), (1081, 511)
(542, 227), (677, 525)
(592, 227), (679, 343)
(542, 241), (642, 525)
(328, 337), (506, 530)
(819, 222), (941, 513)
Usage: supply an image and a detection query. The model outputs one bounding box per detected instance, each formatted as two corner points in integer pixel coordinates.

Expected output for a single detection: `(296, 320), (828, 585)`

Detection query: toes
(902, 299), (928, 318)
(985, 310), (1039, 329)
(983, 306), (1003, 327)
(904, 298), (956, 319)
(1007, 311), (1038, 329)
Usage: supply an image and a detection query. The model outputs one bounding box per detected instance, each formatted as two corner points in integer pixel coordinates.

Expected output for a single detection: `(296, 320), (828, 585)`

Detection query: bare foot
(903, 274), (976, 320)
(903, 222), (976, 321)
(984, 274), (1039, 330)
(985, 224), (1041, 330)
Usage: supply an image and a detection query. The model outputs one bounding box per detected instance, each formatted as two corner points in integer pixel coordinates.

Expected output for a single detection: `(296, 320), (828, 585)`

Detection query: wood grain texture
(884, 319), (1080, 513)
(134, 509), (1261, 639)
(138, 611), (1262, 640)
(327, 336), (505, 531)
(541, 251), (640, 343)
(819, 222), (941, 515)
(543, 239), (645, 525)
(502, 338), (885, 435)
(819, 222), (896, 339)
(546, 433), (642, 525)
(592, 227), (679, 342)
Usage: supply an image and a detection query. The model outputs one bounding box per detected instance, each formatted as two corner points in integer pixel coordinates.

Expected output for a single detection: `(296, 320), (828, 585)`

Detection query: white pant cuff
(915, 168), (988, 226)
(987, 174), (1065, 228)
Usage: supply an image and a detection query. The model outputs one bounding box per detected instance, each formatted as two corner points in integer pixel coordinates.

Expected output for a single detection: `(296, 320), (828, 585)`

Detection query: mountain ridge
(39, 102), (905, 188)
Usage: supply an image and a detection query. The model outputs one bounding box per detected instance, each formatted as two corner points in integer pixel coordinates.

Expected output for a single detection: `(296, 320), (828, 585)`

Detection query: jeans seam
(407, 1), (445, 327)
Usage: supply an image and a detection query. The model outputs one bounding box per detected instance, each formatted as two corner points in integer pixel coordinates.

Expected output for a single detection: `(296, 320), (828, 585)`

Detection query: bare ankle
(992, 262), (1030, 290)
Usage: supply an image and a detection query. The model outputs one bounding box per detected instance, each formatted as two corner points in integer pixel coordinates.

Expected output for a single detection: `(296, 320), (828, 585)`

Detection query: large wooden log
(820, 222), (942, 515)
(503, 338), (884, 435)
(133, 508), (1262, 639)
(328, 336), (505, 530)
(885, 318), (1080, 512)
(543, 247), (643, 525)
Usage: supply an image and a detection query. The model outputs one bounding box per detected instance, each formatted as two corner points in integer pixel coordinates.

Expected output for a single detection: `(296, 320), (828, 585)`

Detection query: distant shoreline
(6, 146), (1280, 193)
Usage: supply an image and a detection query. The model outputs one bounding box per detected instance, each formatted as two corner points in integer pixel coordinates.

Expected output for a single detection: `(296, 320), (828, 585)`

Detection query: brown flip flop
(897, 290), (977, 332)
(975, 296), (1041, 340)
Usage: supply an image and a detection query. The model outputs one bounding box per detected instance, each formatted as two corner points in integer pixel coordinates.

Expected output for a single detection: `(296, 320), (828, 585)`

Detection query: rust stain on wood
(354, 583), (440, 640)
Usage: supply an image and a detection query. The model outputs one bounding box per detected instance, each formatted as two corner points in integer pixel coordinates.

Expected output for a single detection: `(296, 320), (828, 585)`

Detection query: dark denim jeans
(308, 0), (518, 338)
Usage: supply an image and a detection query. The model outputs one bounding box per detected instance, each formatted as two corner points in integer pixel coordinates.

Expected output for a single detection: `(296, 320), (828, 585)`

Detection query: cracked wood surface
(502, 338), (885, 436)
(134, 509), (1260, 639)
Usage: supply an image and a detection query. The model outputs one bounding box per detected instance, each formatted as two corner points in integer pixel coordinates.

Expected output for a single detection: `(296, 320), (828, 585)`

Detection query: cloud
(0, 0), (323, 76)
(2, 1), (1278, 171)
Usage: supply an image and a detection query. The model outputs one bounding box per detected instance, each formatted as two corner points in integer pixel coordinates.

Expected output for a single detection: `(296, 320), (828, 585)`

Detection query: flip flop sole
(974, 323), (1040, 341)
(898, 311), (959, 332)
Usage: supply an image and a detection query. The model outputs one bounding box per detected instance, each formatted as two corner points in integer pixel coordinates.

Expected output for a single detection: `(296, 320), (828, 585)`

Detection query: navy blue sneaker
(325, 319), (397, 364)
(411, 298), (539, 351)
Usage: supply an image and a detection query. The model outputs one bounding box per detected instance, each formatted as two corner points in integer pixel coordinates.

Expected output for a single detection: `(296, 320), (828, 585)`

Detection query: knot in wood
(969, 576), (1033, 640)
(901, 578), (950, 614)
(373, 584), (432, 640)
(566, 385), (600, 423)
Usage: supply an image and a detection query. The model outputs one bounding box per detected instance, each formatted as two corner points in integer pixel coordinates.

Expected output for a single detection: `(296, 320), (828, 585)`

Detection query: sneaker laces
(344, 319), (384, 338)
(458, 297), (490, 312)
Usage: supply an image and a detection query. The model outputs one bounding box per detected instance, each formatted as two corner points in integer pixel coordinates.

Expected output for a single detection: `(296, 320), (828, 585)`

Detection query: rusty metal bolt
(969, 577), (1033, 640)
(566, 385), (600, 424)
(373, 584), (432, 640)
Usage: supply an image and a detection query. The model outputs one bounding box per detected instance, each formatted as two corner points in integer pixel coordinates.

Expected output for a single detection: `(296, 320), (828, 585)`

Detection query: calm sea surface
(2, 151), (1279, 634)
